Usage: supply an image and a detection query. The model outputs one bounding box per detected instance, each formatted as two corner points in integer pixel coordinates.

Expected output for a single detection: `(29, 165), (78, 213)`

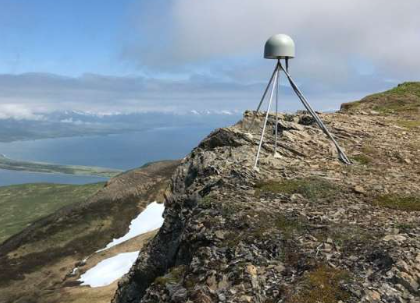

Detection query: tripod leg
(274, 60), (280, 155)
(254, 68), (279, 169)
(247, 63), (279, 132)
(279, 64), (352, 164)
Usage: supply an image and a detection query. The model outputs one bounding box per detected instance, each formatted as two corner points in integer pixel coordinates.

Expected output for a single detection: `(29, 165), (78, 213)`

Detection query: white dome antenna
(248, 34), (351, 169)
(264, 34), (295, 59)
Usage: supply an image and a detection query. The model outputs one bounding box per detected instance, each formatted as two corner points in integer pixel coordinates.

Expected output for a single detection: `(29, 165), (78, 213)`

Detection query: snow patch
(98, 201), (165, 252)
(76, 202), (165, 287)
(79, 251), (139, 287)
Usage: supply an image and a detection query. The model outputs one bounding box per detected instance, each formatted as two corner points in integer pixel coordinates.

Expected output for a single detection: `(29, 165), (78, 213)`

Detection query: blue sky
(0, 0), (134, 76)
(0, 0), (419, 118)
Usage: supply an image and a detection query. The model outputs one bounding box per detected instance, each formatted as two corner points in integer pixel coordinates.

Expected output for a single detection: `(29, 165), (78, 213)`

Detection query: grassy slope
(0, 154), (122, 177)
(0, 160), (180, 303)
(0, 182), (105, 243)
(341, 82), (420, 115)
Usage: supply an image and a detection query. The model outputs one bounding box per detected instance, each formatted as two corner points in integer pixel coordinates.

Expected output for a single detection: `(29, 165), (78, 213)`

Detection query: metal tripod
(248, 59), (352, 169)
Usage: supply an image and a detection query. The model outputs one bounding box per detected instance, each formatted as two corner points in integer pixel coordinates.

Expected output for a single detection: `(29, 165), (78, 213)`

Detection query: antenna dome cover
(264, 34), (295, 59)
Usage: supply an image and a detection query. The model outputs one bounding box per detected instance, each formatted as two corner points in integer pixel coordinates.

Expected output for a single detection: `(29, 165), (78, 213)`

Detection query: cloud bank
(0, 72), (265, 119)
(0, 71), (375, 120)
(1, 1), (419, 120)
(126, 0), (420, 79)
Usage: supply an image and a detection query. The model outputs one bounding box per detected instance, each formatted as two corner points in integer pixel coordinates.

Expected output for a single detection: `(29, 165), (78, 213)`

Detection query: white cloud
(126, 0), (420, 83)
(60, 118), (93, 125)
(0, 104), (44, 120)
(0, 73), (266, 114)
(0, 71), (395, 116)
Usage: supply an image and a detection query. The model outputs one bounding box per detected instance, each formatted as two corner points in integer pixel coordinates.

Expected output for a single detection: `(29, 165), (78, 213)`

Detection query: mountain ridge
(113, 84), (420, 303)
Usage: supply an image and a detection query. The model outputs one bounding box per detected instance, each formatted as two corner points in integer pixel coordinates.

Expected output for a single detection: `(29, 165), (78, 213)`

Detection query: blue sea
(0, 126), (218, 187)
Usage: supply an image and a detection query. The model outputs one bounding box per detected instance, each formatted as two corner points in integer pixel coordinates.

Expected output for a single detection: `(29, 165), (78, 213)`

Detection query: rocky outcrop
(113, 101), (420, 302)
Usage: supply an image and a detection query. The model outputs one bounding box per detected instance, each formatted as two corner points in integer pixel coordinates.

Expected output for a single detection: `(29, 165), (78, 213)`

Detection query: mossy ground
(395, 223), (416, 232)
(255, 177), (341, 202)
(287, 265), (351, 303)
(352, 154), (373, 165)
(154, 265), (187, 286)
(374, 194), (420, 212)
(319, 224), (376, 252)
(275, 215), (306, 239)
(352, 144), (382, 165)
(0, 182), (104, 243)
(396, 119), (420, 129)
(223, 209), (308, 248)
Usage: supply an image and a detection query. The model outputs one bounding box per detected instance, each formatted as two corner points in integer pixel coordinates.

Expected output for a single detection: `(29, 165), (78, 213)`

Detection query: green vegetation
(255, 177), (340, 202)
(154, 265), (186, 286)
(374, 194), (420, 212)
(283, 113), (296, 122)
(341, 82), (420, 114)
(225, 211), (307, 247)
(371, 99), (419, 114)
(0, 182), (104, 243)
(384, 82), (420, 97)
(275, 215), (306, 239)
(361, 145), (378, 155)
(352, 144), (381, 165)
(0, 154), (122, 177)
(352, 154), (373, 165)
(288, 265), (351, 303)
(199, 195), (215, 209)
(396, 119), (420, 129)
(395, 223), (415, 232)
(316, 224), (374, 250)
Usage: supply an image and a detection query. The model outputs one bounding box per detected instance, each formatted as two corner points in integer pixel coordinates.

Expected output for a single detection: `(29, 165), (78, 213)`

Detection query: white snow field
(79, 251), (139, 287)
(78, 201), (165, 287)
(98, 201), (165, 252)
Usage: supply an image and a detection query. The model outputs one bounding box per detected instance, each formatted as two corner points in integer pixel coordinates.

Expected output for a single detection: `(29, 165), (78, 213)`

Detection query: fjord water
(0, 126), (216, 186)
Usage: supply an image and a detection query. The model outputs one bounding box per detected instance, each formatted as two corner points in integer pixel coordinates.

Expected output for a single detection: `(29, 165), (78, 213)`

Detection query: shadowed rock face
(0, 160), (180, 303)
(113, 87), (420, 303)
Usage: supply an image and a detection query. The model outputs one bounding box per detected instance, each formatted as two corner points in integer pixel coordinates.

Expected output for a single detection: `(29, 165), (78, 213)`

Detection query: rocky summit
(113, 83), (420, 303)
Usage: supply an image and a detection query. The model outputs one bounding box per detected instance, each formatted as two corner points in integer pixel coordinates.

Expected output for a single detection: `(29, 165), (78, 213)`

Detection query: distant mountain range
(0, 110), (241, 142)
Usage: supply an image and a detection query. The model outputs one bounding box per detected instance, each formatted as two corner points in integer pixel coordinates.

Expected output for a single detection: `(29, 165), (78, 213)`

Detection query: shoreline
(0, 155), (122, 178)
